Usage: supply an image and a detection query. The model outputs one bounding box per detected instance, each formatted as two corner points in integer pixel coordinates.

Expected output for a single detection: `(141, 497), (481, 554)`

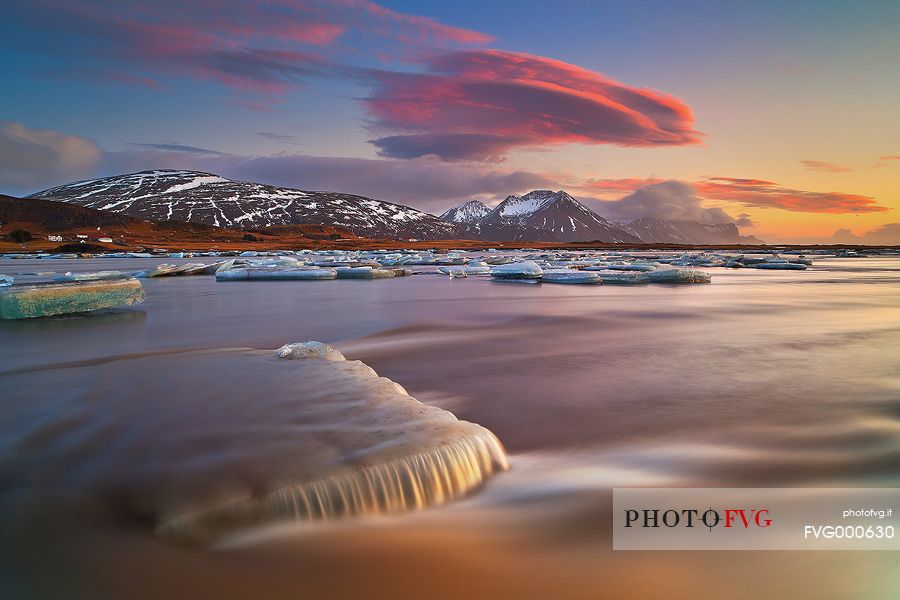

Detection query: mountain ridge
(462, 190), (642, 243)
(440, 191), (763, 244)
(29, 170), (466, 241)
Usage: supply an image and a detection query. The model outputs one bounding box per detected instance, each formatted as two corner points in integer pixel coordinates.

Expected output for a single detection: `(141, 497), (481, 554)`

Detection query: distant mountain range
(29, 170), (463, 240)
(616, 217), (763, 245)
(29, 171), (762, 244)
(440, 191), (762, 244)
(442, 190), (641, 243)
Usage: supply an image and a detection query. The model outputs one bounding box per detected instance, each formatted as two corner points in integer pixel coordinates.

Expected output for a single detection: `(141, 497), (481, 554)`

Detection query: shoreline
(3, 238), (899, 254)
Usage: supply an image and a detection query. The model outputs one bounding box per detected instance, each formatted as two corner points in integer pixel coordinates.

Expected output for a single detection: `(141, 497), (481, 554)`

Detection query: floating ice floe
(52, 270), (131, 282)
(754, 260), (808, 270)
(335, 266), (397, 279)
(490, 260), (543, 280)
(2, 343), (509, 542)
(216, 267), (337, 281)
(136, 262), (229, 278)
(540, 270), (602, 284)
(437, 262), (491, 276)
(436, 267), (468, 278)
(587, 270), (649, 284)
(274, 341), (345, 360)
(606, 262), (657, 272)
(134, 263), (186, 278)
(646, 268), (712, 284)
(0, 278), (145, 319)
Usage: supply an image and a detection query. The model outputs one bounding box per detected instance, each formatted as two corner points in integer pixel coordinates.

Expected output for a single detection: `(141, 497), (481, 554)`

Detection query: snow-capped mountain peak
(493, 190), (560, 217)
(29, 169), (464, 240)
(472, 189), (642, 243)
(440, 199), (491, 224)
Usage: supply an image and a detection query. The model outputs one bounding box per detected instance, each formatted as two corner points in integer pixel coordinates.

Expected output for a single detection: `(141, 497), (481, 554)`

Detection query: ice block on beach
(0, 278), (145, 319)
(0, 274), (12, 287)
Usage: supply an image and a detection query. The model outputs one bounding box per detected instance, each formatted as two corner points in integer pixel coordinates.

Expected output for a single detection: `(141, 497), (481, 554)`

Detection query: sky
(1, 0), (898, 243)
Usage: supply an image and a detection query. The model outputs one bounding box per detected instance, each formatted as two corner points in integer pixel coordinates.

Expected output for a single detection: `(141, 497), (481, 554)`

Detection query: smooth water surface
(2, 255), (899, 599)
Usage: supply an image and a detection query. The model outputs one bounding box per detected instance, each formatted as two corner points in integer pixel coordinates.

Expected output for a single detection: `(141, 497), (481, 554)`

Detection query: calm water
(2, 255), (900, 599)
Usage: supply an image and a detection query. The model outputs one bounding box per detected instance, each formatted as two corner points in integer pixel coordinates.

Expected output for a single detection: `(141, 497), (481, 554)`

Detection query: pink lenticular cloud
(366, 50), (702, 161)
(695, 177), (888, 213)
(348, 0), (494, 45)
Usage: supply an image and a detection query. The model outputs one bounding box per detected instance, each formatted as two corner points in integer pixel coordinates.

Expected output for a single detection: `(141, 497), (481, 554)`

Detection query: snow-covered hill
(29, 170), (464, 240)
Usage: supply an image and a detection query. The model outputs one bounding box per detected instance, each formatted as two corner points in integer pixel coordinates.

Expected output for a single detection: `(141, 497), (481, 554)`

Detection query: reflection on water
(2, 255), (900, 599)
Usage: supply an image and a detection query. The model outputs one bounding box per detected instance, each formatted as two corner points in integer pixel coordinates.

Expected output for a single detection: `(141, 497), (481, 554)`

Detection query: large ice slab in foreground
(0, 278), (145, 319)
(2, 343), (508, 542)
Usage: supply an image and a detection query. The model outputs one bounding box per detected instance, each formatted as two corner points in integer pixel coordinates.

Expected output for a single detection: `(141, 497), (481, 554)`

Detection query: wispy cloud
(256, 132), (303, 146)
(832, 223), (900, 245)
(800, 160), (850, 173)
(127, 142), (224, 155)
(589, 181), (737, 224)
(10, 0), (490, 95)
(573, 177), (665, 198)
(0, 121), (101, 194)
(735, 213), (756, 228)
(694, 177), (887, 213)
(10, 3), (699, 162)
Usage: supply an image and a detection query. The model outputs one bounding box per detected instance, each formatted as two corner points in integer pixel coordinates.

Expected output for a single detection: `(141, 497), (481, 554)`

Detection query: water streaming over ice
(159, 429), (507, 540)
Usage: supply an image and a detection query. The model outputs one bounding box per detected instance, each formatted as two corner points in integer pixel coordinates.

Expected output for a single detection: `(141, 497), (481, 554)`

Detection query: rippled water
(2, 255), (900, 599)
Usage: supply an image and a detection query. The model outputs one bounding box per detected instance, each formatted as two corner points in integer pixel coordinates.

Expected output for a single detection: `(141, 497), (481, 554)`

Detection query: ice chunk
(0, 274), (12, 287)
(274, 341), (344, 361)
(585, 270), (650, 284)
(216, 267), (337, 281)
(540, 270), (601, 284)
(755, 261), (808, 270)
(490, 260), (542, 280)
(0, 278), (145, 319)
(1, 345), (508, 542)
(607, 262), (657, 272)
(134, 261), (225, 279)
(176, 262), (224, 275)
(52, 270), (131, 282)
(335, 266), (397, 279)
(647, 268), (711, 283)
(134, 263), (186, 278)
